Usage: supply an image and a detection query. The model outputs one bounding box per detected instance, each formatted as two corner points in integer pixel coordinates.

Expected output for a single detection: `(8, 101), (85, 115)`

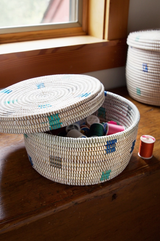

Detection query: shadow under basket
(24, 91), (140, 186)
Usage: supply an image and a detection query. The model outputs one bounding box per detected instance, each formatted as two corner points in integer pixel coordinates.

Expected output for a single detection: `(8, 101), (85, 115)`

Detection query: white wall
(128, 0), (160, 33)
(86, 67), (126, 90)
(86, 0), (160, 90)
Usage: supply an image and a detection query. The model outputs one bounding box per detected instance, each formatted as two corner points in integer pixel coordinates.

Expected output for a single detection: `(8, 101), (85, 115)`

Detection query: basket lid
(0, 74), (105, 134)
(127, 29), (160, 51)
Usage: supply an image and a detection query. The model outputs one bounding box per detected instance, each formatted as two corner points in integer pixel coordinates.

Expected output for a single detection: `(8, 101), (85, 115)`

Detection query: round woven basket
(126, 29), (160, 106)
(24, 91), (140, 186)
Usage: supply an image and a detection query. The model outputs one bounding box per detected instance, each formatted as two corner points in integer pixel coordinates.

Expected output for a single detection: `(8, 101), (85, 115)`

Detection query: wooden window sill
(0, 35), (127, 88)
(0, 36), (106, 54)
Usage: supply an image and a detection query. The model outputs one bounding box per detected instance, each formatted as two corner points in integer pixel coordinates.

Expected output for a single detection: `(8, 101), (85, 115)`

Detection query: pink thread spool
(108, 120), (119, 125)
(104, 123), (125, 135)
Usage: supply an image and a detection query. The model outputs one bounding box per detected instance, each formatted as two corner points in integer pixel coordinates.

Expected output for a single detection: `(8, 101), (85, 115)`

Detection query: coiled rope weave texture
(0, 74), (105, 133)
(24, 92), (140, 186)
(126, 30), (160, 106)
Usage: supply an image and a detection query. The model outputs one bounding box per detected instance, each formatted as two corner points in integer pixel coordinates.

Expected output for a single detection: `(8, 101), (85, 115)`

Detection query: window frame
(0, 0), (130, 88)
(0, 0), (82, 34)
(0, 0), (87, 44)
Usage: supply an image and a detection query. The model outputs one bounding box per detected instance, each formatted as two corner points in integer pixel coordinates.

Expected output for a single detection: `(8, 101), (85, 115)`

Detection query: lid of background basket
(127, 29), (160, 51)
(0, 74), (105, 134)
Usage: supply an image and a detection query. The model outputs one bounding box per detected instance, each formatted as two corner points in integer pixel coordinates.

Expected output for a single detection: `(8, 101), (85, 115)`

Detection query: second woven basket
(126, 29), (160, 106)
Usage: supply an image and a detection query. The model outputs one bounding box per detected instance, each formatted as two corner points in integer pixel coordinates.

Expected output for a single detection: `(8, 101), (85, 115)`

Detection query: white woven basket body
(126, 30), (160, 106)
(24, 92), (140, 186)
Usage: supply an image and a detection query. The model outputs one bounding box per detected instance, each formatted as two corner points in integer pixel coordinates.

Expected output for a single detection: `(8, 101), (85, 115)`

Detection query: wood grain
(0, 87), (160, 240)
(82, 0), (89, 34)
(0, 38), (127, 88)
(0, 27), (86, 44)
(105, 0), (130, 40)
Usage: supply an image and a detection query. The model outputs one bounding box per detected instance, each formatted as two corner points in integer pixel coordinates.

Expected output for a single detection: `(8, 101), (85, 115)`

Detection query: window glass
(0, 0), (80, 33)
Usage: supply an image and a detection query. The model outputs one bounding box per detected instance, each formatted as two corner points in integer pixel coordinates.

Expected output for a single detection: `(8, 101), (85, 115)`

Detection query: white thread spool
(86, 115), (100, 127)
(66, 129), (86, 138)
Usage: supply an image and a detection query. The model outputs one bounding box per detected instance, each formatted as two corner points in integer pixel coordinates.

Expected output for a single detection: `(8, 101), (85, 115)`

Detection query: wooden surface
(105, 0), (130, 40)
(88, 0), (105, 39)
(0, 87), (160, 241)
(0, 38), (127, 88)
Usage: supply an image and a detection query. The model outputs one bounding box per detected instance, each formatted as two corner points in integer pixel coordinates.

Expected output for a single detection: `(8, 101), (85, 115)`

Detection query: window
(0, 0), (85, 43)
(0, 0), (130, 88)
(0, 0), (82, 33)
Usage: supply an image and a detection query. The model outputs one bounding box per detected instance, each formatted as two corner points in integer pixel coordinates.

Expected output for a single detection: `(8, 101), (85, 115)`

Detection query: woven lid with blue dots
(0, 74), (105, 134)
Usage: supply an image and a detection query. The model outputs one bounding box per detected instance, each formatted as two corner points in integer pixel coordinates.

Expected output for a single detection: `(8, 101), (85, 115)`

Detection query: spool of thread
(138, 135), (156, 159)
(66, 123), (80, 133)
(86, 115), (100, 127)
(108, 120), (119, 125)
(66, 129), (86, 138)
(80, 125), (90, 136)
(103, 123), (125, 135)
(89, 123), (104, 137)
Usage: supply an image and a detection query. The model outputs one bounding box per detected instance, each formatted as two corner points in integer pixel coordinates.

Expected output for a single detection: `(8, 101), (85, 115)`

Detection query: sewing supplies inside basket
(45, 115), (125, 138)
